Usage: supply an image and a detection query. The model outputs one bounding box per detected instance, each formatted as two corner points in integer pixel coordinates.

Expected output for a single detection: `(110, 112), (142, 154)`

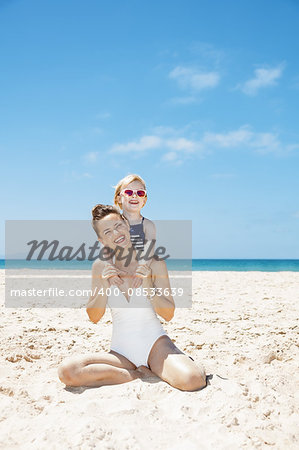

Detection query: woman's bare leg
(148, 336), (206, 392)
(58, 351), (139, 387)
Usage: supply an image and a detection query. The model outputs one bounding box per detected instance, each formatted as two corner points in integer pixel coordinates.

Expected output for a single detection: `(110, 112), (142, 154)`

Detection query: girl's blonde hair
(113, 174), (147, 209)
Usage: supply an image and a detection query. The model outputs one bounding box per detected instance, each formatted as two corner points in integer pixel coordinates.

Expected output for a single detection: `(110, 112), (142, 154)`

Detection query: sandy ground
(0, 269), (298, 449)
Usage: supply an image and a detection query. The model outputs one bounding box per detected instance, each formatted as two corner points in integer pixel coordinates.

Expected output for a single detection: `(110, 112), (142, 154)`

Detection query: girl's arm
(138, 218), (156, 266)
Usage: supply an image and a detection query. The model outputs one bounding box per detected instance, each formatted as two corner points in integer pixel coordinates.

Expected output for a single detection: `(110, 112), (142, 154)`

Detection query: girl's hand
(131, 275), (143, 289)
(108, 275), (124, 288)
(135, 264), (152, 288)
(102, 264), (124, 286)
(135, 264), (151, 277)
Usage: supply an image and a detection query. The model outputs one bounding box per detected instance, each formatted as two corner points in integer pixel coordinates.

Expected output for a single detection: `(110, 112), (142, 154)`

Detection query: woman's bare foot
(135, 365), (156, 379)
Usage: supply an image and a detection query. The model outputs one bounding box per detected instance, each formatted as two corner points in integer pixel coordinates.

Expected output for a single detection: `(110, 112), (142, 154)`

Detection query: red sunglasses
(120, 189), (147, 198)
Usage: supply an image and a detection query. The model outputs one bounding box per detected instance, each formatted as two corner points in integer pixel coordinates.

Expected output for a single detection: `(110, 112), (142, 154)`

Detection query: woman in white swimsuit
(58, 205), (206, 391)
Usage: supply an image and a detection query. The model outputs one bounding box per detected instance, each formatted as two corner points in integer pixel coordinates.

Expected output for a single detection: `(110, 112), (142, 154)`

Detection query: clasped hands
(102, 263), (152, 289)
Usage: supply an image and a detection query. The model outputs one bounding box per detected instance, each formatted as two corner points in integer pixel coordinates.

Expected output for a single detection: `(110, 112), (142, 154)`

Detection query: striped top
(129, 216), (145, 251)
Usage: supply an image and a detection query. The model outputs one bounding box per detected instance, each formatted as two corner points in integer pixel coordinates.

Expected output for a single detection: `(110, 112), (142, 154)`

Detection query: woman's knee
(58, 361), (80, 386)
(172, 366), (206, 392)
(179, 373), (206, 391)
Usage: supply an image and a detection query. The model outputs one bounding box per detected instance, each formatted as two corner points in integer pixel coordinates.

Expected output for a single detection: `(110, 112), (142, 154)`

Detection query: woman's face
(118, 180), (147, 212)
(97, 213), (130, 250)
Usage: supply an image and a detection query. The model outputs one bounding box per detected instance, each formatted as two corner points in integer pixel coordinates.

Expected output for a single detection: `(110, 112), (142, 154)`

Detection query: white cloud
(92, 127), (103, 135)
(250, 132), (281, 153)
(203, 126), (253, 148)
(152, 123), (195, 136)
(65, 171), (93, 181)
(109, 135), (162, 154)
(59, 159), (71, 165)
(169, 66), (220, 91)
(84, 152), (99, 163)
(165, 137), (200, 153)
(161, 151), (183, 166)
(96, 112), (111, 119)
(286, 144), (299, 152)
(203, 126), (284, 153)
(169, 96), (197, 105)
(211, 173), (235, 179)
(162, 152), (178, 162)
(108, 134), (202, 159)
(291, 75), (299, 90)
(107, 125), (298, 164)
(189, 42), (225, 67)
(238, 64), (285, 95)
(152, 125), (177, 136)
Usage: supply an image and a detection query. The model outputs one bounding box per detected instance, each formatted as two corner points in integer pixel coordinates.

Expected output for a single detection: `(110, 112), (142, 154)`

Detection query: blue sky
(1, 0), (299, 258)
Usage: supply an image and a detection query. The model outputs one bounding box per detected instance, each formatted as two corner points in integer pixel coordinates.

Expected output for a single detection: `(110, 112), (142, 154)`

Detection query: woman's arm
(137, 259), (175, 321)
(86, 260), (110, 323)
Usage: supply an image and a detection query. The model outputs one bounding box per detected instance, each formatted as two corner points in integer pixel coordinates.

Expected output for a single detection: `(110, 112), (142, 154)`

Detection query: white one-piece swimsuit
(107, 287), (167, 368)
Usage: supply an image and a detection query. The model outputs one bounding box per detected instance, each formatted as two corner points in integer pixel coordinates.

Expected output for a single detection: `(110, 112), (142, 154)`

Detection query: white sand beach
(0, 269), (298, 449)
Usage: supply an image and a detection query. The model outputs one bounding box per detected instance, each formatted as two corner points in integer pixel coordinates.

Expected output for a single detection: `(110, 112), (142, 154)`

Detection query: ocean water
(191, 259), (299, 272)
(1, 259), (299, 272)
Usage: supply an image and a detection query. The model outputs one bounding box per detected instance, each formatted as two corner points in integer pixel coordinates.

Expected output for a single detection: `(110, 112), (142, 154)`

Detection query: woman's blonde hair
(113, 174), (147, 209)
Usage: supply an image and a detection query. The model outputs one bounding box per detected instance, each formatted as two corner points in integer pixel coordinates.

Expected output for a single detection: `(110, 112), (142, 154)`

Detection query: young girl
(103, 174), (156, 288)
